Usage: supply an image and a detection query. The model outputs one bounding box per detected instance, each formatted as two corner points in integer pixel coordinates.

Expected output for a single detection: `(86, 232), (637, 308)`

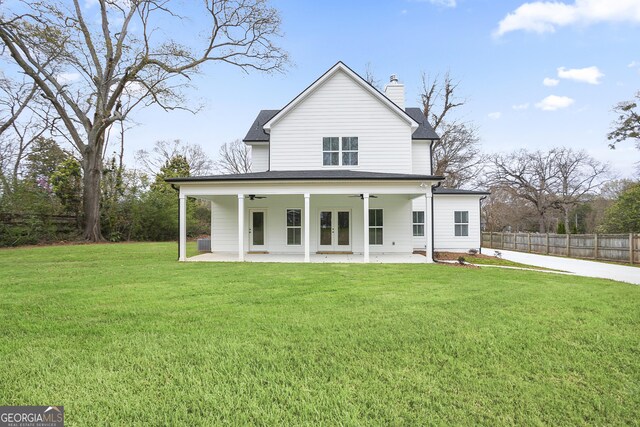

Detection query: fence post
(630, 233), (635, 264)
(566, 234), (571, 257)
(501, 232), (504, 249)
(490, 232), (493, 248)
(528, 233), (532, 253)
(594, 233), (598, 260)
(546, 233), (550, 255)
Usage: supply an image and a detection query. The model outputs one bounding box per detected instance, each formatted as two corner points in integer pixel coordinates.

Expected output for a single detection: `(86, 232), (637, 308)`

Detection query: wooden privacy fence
(482, 232), (640, 264)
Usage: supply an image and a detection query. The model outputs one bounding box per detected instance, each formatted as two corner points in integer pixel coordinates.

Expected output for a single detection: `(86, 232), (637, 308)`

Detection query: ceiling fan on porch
(248, 195), (267, 201)
(349, 194), (378, 200)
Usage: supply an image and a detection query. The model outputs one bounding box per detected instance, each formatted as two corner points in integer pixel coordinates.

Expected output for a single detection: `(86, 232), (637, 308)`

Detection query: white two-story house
(167, 62), (488, 262)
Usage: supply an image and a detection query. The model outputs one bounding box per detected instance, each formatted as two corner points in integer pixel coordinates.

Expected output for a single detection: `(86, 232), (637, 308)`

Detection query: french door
(318, 210), (351, 251)
(249, 209), (267, 251)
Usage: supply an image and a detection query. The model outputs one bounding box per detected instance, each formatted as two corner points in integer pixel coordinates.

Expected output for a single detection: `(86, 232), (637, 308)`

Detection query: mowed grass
(1, 243), (639, 425)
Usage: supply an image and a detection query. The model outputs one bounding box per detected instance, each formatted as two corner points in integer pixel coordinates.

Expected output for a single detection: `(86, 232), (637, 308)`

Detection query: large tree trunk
(563, 205), (571, 234)
(538, 211), (546, 233)
(81, 139), (105, 242)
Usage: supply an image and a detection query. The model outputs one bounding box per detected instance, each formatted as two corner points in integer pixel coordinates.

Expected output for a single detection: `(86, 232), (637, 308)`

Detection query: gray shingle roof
(243, 109), (279, 142)
(242, 107), (439, 143)
(166, 170), (444, 183)
(433, 188), (490, 195)
(405, 108), (440, 140)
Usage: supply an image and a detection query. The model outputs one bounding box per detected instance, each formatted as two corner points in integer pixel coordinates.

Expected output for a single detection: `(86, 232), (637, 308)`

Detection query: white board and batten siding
(268, 70), (413, 173)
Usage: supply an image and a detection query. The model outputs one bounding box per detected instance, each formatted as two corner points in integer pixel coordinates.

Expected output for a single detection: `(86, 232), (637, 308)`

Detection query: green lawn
(1, 243), (639, 425)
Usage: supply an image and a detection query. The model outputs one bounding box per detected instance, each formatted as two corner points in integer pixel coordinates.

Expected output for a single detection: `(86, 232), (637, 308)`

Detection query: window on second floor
(322, 136), (358, 166)
(454, 211), (469, 237)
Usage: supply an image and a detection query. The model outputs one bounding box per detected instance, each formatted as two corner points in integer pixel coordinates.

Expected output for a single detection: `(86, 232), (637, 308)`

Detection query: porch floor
(188, 252), (428, 263)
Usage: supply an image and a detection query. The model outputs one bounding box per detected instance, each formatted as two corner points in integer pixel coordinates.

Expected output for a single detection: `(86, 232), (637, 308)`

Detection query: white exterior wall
(250, 145), (269, 172)
(211, 194), (413, 254)
(432, 195), (481, 252)
(411, 141), (431, 175)
(211, 196), (239, 252)
(268, 71), (413, 173)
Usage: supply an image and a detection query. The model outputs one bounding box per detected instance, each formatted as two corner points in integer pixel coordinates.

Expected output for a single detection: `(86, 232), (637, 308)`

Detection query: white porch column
(425, 192), (434, 263)
(304, 193), (310, 262)
(237, 194), (245, 261)
(210, 200), (214, 253)
(179, 193), (187, 261)
(363, 193), (370, 263)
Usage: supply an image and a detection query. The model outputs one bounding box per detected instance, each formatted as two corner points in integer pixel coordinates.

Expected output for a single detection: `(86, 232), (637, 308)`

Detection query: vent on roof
(389, 74), (398, 83)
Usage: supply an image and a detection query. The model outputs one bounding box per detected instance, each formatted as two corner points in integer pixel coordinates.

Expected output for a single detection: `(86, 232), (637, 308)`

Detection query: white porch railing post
(424, 192), (433, 263)
(237, 194), (245, 261)
(304, 193), (310, 262)
(363, 193), (370, 263)
(179, 193), (187, 261)
(210, 200), (214, 253)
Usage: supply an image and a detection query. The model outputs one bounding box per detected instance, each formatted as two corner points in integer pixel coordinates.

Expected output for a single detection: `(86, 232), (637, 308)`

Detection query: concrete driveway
(489, 249), (640, 285)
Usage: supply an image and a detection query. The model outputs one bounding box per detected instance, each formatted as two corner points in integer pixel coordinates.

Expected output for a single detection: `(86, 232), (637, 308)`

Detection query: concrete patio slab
(188, 252), (429, 263)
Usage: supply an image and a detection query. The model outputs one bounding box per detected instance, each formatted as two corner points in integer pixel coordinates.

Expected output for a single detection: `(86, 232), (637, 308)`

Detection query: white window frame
(286, 208), (302, 246)
(454, 211), (469, 237)
(322, 136), (358, 167)
(412, 211), (425, 237)
(369, 208), (383, 245)
(341, 137), (358, 166)
(322, 137), (339, 166)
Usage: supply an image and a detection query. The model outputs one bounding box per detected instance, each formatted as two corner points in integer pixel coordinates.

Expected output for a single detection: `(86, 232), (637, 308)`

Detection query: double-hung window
(286, 209), (302, 245)
(412, 211), (425, 237)
(369, 209), (383, 245)
(322, 136), (358, 166)
(322, 137), (339, 166)
(454, 211), (469, 237)
(341, 137), (358, 166)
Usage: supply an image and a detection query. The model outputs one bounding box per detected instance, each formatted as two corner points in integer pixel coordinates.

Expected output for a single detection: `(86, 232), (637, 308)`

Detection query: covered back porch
(167, 170), (443, 263)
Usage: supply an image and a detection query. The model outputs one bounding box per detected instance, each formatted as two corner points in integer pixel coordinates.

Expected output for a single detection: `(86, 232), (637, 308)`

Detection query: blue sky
(122, 0), (640, 177)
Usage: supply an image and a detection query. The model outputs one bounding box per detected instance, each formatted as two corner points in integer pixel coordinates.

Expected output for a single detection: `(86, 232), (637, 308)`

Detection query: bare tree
(488, 149), (561, 233)
(0, 0), (288, 241)
(0, 76), (55, 190)
(555, 148), (610, 232)
(433, 123), (485, 188)
(420, 72), (485, 188)
(136, 139), (214, 178)
(482, 184), (541, 232)
(363, 62), (381, 90)
(215, 139), (251, 174)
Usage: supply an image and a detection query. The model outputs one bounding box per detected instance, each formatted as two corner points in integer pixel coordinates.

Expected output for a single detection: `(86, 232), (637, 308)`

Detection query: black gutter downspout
(431, 181), (442, 262)
(479, 195), (488, 254)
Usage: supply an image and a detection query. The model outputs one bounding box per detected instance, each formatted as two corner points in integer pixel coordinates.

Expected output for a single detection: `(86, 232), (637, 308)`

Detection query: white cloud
(543, 77), (559, 87)
(488, 112), (502, 120)
(557, 66), (604, 84)
(628, 60), (639, 68)
(535, 95), (575, 111)
(512, 103), (530, 110)
(494, 0), (640, 37)
(57, 72), (81, 83)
